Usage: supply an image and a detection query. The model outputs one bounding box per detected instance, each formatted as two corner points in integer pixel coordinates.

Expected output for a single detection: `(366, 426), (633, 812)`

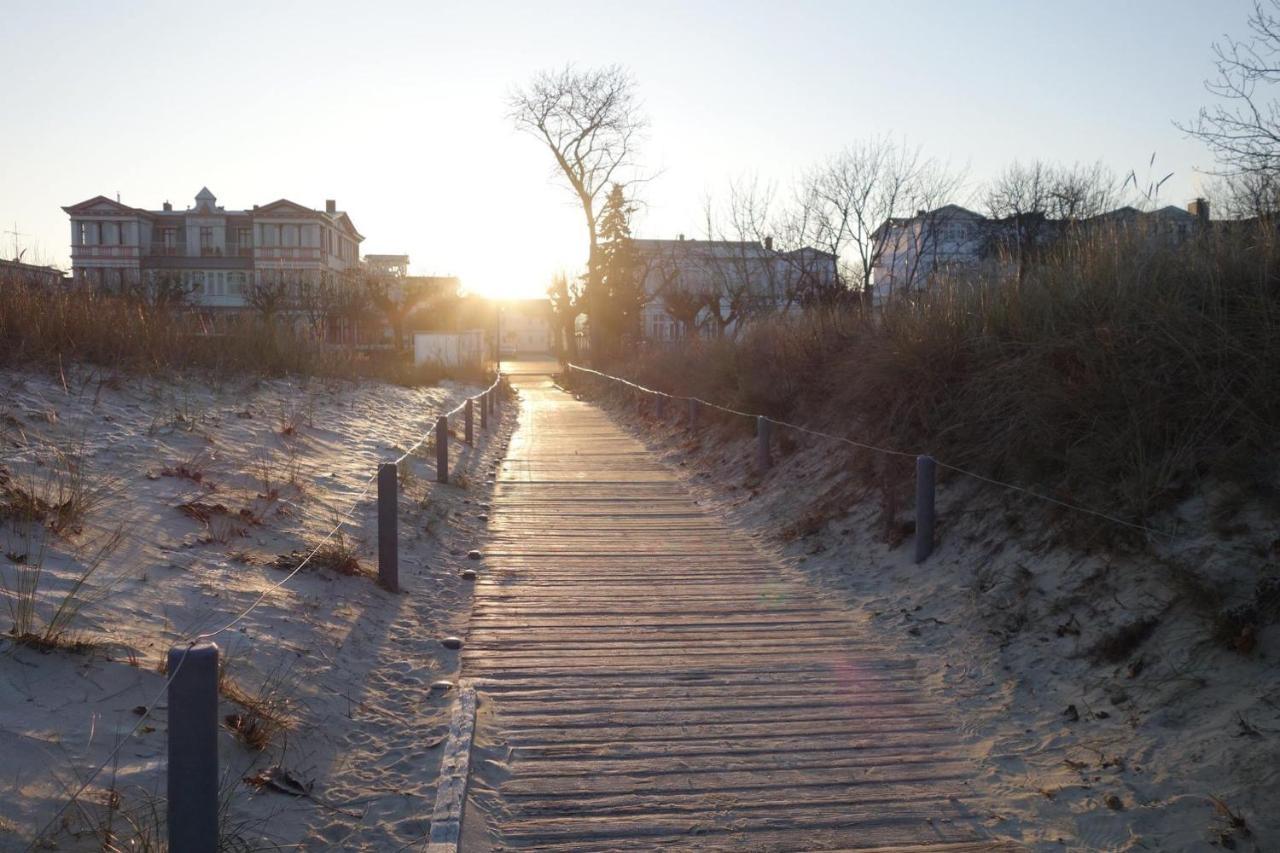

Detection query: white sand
(593, 389), (1279, 852)
(0, 366), (514, 850)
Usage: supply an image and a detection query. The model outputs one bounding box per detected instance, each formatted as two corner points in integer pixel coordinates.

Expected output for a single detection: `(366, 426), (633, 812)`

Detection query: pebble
(467, 550), (482, 560)
(477, 514), (488, 522)
(441, 636), (464, 650)
(460, 569), (478, 580)
(430, 680), (454, 691)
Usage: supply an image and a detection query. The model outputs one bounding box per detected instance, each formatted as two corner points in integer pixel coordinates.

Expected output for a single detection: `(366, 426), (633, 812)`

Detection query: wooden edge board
(426, 682), (477, 853)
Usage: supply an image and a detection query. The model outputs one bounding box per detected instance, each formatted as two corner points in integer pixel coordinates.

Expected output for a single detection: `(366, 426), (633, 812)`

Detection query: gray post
(377, 462), (399, 592)
(167, 642), (219, 853)
(687, 398), (698, 430)
(480, 390), (489, 429)
(464, 398), (474, 445)
(756, 416), (772, 472)
(655, 395), (665, 419)
(436, 416), (449, 484)
(915, 455), (936, 563)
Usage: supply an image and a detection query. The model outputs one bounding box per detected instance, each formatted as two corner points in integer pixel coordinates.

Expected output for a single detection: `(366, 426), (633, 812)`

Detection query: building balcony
(255, 247), (321, 262)
(71, 245), (140, 259)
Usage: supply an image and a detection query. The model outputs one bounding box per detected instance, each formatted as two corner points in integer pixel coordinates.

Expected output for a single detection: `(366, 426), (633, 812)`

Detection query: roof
(61, 195), (151, 217)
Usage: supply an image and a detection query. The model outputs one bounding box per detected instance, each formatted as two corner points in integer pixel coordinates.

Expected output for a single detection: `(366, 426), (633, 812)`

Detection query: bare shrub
(619, 226), (1280, 533)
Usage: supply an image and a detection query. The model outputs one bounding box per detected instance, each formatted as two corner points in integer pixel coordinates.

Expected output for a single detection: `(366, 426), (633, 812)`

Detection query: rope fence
(564, 362), (1176, 546)
(26, 372), (511, 853)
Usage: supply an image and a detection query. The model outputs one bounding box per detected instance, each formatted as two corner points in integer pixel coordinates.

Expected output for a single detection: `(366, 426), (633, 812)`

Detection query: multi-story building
(61, 187), (363, 308)
(633, 236), (838, 341)
(869, 200), (1210, 304)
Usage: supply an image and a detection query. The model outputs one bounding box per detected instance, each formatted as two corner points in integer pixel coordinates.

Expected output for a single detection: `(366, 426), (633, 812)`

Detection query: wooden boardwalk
(461, 375), (1008, 851)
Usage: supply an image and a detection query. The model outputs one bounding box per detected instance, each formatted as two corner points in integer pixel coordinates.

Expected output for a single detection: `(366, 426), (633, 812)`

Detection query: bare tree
(332, 270), (374, 346)
(1181, 1), (1280, 180)
(296, 274), (340, 340)
(799, 138), (960, 298)
(1048, 161), (1119, 221)
(510, 65), (646, 361)
(245, 272), (296, 328)
(657, 277), (710, 341)
(546, 270), (584, 359)
(365, 270), (427, 352)
(126, 270), (195, 311)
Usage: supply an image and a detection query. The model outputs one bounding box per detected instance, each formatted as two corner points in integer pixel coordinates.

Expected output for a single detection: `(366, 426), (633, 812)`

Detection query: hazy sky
(0, 1), (1252, 297)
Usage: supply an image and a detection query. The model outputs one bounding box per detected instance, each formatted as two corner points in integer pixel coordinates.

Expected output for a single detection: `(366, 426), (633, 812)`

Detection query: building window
(163, 229), (176, 253)
(238, 228), (252, 255)
(200, 227), (214, 255)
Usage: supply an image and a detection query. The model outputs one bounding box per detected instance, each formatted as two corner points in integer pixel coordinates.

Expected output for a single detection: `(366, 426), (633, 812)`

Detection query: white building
(498, 299), (553, 354)
(633, 236), (838, 341)
(62, 187), (363, 308)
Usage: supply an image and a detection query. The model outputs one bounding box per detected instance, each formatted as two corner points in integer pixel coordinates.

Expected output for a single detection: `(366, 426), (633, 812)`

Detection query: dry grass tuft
(219, 657), (295, 752)
(273, 531), (364, 577)
(1, 524), (123, 652)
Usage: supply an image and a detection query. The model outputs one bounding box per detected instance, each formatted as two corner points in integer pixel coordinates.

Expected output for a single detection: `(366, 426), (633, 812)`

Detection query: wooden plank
(425, 683), (476, 853)
(457, 375), (1014, 851)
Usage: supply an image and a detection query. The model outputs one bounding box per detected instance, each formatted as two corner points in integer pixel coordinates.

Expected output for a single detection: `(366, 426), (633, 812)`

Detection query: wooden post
(687, 398), (698, 430)
(168, 642), (219, 853)
(479, 390), (489, 429)
(436, 416), (449, 484)
(756, 416), (772, 472)
(915, 455), (936, 563)
(655, 395), (665, 419)
(377, 462), (399, 592)
(464, 399), (474, 445)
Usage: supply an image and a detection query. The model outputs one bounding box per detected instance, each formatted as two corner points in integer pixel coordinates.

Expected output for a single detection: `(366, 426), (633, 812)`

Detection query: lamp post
(494, 300), (502, 374)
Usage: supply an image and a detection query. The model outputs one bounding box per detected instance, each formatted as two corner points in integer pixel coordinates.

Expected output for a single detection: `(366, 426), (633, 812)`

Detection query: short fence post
(436, 416), (449, 484)
(480, 390), (489, 429)
(464, 398), (474, 445)
(687, 398), (698, 430)
(655, 395), (665, 419)
(377, 462), (399, 592)
(168, 642), (219, 853)
(756, 416), (772, 472)
(915, 455), (936, 563)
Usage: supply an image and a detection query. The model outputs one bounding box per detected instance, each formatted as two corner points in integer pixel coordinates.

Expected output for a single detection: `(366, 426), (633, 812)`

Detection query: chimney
(162, 201), (172, 212)
(678, 233), (685, 241)
(325, 199), (336, 214)
(764, 236), (774, 251)
(1188, 198), (1210, 225)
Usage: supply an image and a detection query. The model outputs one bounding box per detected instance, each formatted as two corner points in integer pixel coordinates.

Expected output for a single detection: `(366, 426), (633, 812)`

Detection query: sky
(0, 0), (1254, 298)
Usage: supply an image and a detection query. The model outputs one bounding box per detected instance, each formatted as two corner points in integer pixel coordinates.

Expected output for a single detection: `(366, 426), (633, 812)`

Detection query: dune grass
(610, 224), (1280, 530)
(0, 277), (484, 386)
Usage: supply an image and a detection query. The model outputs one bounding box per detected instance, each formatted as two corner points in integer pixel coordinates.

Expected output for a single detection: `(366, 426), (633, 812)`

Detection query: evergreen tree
(596, 184), (644, 358)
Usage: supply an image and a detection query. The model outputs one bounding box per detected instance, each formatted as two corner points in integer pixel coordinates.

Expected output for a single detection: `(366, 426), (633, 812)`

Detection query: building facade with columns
(61, 188), (363, 308)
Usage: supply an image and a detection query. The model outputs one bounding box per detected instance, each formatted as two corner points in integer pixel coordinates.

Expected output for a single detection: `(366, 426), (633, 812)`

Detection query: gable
(329, 211), (364, 241)
(61, 195), (148, 217)
(253, 199), (320, 219)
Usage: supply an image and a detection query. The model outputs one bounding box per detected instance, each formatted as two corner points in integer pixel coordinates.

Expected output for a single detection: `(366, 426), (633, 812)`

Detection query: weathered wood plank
(458, 375), (1013, 851)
